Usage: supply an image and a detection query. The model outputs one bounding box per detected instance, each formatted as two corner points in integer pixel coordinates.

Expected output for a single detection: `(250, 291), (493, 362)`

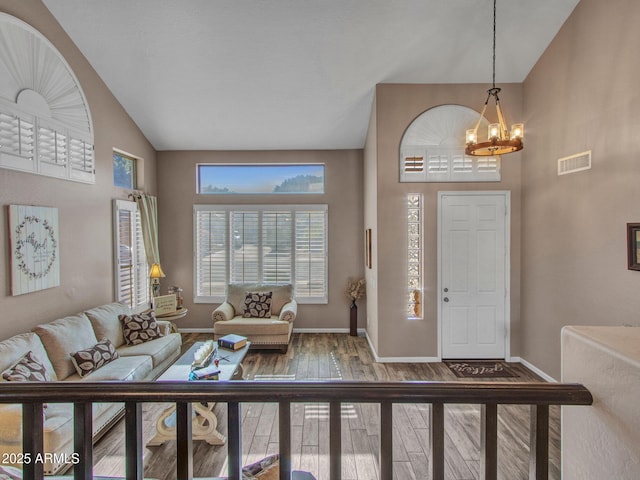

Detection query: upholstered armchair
(212, 284), (297, 353)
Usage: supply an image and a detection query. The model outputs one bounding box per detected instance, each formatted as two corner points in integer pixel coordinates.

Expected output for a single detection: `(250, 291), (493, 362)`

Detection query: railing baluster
(329, 401), (341, 480)
(481, 403), (498, 480)
(279, 401), (292, 480)
(125, 401), (143, 480)
(176, 402), (193, 480)
(529, 404), (549, 480)
(23, 402), (44, 480)
(0, 379), (592, 480)
(228, 401), (242, 480)
(431, 402), (445, 480)
(74, 401), (93, 480)
(379, 401), (393, 480)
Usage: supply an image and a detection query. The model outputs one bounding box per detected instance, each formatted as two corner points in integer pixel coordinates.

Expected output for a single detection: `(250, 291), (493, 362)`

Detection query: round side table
(156, 308), (188, 332)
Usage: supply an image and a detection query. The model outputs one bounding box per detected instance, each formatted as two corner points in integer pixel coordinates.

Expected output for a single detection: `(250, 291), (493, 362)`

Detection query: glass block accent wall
(407, 193), (423, 319)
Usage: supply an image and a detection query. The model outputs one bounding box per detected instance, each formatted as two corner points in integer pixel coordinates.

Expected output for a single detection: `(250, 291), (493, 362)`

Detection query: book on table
(218, 333), (248, 350)
(189, 364), (221, 381)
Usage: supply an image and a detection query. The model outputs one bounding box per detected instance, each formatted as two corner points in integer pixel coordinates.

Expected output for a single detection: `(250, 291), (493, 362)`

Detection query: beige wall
(363, 95), (379, 352)
(156, 150), (364, 330)
(370, 83), (523, 359)
(520, 0), (640, 379)
(0, 0), (157, 340)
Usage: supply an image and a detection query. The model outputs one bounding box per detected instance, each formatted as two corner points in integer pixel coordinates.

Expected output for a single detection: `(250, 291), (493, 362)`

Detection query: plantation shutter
(117, 207), (134, 307)
(38, 125), (66, 165)
(133, 209), (148, 306)
(194, 205), (327, 303)
(230, 211), (260, 284)
(0, 112), (34, 159)
(262, 211), (292, 284)
(69, 137), (94, 182)
(113, 200), (149, 310)
(195, 209), (227, 298)
(295, 208), (327, 302)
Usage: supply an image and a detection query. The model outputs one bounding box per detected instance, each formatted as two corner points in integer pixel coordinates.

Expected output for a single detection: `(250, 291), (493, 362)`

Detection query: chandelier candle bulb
(489, 123), (500, 140)
(511, 123), (524, 139)
(466, 129), (476, 143)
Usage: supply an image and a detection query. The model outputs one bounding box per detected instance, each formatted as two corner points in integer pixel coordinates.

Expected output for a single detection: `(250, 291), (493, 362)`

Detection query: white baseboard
(292, 327), (366, 334)
(179, 327), (367, 334)
(511, 356), (557, 382)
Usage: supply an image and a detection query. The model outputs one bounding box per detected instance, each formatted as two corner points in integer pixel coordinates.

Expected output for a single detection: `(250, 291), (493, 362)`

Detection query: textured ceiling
(42, 0), (580, 150)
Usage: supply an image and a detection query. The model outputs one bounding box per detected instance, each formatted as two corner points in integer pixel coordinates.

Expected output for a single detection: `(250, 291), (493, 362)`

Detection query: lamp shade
(149, 263), (165, 278)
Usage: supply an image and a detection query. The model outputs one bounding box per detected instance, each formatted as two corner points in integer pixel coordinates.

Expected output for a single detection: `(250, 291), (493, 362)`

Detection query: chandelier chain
(492, 0), (496, 89)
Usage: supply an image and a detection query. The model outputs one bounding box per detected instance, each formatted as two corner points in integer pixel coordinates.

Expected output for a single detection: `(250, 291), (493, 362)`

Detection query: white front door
(439, 192), (509, 359)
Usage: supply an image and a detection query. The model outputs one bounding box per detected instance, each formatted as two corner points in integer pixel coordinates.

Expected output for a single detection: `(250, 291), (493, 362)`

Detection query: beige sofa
(0, 302), (181, 475)
(212, 284), (297, 352)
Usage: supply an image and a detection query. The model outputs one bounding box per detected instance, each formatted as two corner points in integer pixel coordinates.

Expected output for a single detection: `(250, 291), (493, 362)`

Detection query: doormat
(445, 361), (518, 378)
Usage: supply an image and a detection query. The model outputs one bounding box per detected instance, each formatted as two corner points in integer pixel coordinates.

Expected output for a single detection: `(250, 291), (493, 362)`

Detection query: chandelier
(465, 0), (523, 156)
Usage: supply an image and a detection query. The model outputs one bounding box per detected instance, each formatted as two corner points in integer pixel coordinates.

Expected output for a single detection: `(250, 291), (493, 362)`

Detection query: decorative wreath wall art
(8, 205), (60, 295)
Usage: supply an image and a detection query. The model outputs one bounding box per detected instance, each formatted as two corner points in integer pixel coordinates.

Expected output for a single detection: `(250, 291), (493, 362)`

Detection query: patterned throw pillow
(2, 351), (52, 382)
(70, 339), (119, 377)
(243, 292), (273, 318)
(119, 312), (161, 345)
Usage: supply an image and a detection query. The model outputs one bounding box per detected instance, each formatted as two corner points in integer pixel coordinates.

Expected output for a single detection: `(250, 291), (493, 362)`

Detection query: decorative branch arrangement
(346, 277), (366, 302)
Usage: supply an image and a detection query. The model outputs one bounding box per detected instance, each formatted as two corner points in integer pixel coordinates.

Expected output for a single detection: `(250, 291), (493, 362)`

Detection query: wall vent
(558, 150), (591, 176)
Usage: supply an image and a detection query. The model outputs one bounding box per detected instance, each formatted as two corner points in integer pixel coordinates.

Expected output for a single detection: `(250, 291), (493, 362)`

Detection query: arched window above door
(399, 105), (500, 183)
(0, 13), (95, 183)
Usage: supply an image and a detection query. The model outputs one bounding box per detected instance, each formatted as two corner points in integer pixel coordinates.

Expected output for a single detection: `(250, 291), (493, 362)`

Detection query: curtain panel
(134, 193), (160, 267)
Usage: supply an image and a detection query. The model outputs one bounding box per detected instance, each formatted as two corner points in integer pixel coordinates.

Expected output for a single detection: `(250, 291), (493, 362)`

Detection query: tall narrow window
(194, 204), (327, 304)
(407, 194), (423, 319)
(114, 200), (149, 310)
(113, 150), (138, 189)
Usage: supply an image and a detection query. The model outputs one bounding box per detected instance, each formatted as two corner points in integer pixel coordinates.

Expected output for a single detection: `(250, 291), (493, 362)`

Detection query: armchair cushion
(213, 317), (290, 337)
(279, 301), (297, 323)
(213, 302), (235, 323)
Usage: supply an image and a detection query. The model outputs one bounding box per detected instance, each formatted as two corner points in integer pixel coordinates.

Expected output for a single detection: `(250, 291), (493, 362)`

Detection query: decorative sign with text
(9, 205), (60, 296)
(154, 294), (177, 315)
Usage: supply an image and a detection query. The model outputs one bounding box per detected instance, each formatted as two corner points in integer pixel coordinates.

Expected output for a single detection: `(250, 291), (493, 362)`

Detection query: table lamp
(149, 262), (165, 298)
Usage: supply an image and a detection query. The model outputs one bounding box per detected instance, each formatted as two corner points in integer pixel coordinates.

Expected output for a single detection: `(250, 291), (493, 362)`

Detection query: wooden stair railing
(0, 381), (592, 480)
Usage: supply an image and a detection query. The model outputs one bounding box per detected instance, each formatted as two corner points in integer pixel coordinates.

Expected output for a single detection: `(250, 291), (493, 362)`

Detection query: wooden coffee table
(147, 340), (250, 446)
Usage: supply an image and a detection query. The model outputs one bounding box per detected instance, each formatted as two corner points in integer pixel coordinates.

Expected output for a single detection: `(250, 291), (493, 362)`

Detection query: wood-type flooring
(91, 333), (560, 480)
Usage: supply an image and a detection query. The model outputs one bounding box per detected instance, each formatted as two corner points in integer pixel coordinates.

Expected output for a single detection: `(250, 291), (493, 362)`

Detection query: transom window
(197, 164), (324, 194)
(400, 105), (500, 183)
(194, 204), (328, 303)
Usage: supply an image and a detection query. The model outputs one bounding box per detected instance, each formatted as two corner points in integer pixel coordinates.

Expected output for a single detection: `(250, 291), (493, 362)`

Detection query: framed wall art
(627, 223), (640, 271)
(365, 228), (372, 269)
(8, 205), (60, 295)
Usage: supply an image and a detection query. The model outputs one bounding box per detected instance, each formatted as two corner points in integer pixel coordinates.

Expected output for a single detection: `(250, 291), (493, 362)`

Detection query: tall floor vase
(350, 299), (357, 336)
